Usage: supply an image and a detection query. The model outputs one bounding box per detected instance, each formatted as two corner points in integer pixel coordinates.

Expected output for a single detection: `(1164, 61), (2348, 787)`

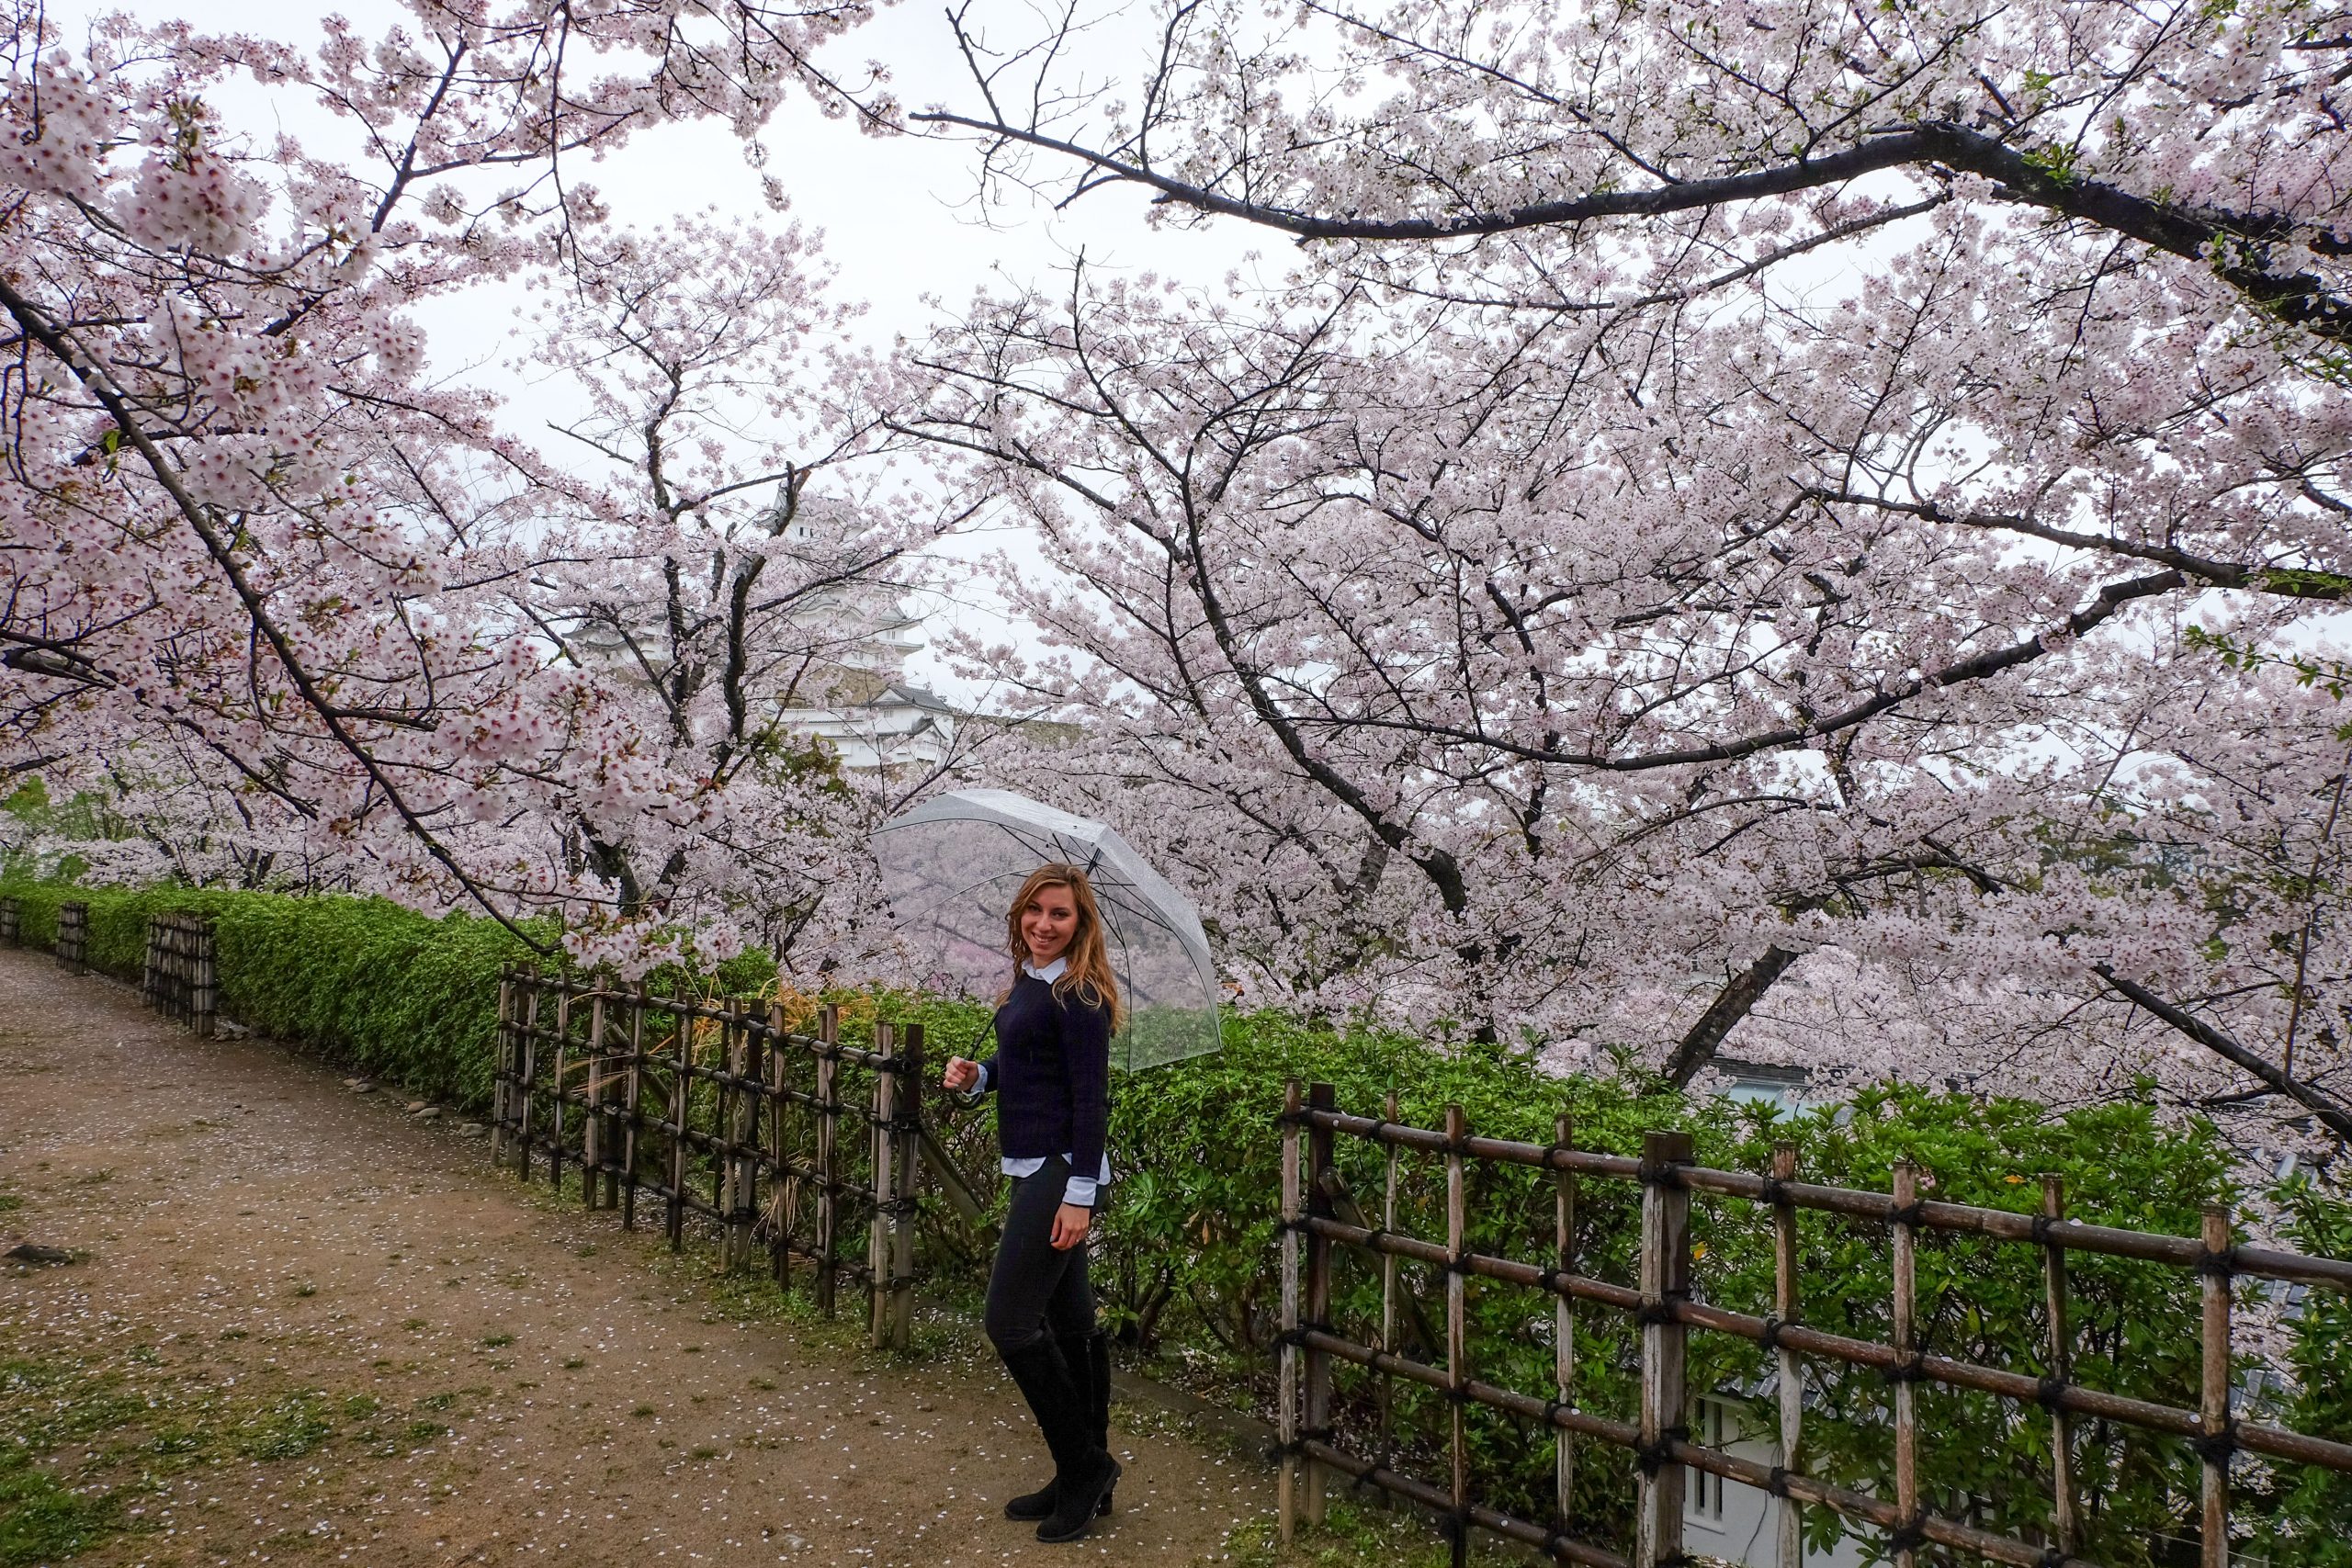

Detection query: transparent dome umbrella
(869, 788), (1222, 1071)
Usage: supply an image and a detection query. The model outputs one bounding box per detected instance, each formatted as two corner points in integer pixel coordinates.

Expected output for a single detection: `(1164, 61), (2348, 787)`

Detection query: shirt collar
(1022, 955), (1069, 983)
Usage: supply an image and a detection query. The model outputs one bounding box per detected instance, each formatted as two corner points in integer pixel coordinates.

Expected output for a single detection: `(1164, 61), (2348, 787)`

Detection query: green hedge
(6, 878), (2346, 1559)
(0, 881), (540, 1110)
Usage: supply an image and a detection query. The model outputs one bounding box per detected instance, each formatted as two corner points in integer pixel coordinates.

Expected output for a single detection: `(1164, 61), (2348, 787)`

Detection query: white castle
(766, 497), (957, 772)
(567, 493), (957, 773)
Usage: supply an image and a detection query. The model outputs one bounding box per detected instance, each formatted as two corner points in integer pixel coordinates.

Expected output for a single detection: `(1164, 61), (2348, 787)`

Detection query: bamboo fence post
(192, 918), (215, 1038)
(1636, 1129), (1691, 1568)
(1555, 1111), (1577, 1532)
(1300, 1083), (1337, 1524)
(1278, 1078), (1302, 1547)
(666, 986), (691, 1250)
(142, 917), (160, 1015)
(516, 977), (541, 1180)
(2201, 1203), (2233, 1568)
(621, 981), (646, 1228)
(1446, 1102), (1470, 1568)
(1891, 1160), (1920, 1568)
(601, 989), (622, 1209)
(729, 1002), (758, 1270)
(0, 896), (17, 947)
(868, 1021), (898, 1347)
(550, 981), (571, 1195)
(1773, 1142), (1804, 1568)
(769, 998), (790, 1285)
(815, 1004), (840, 1317)
(888, 1023), (924, 1351)
(712, 1002), (735, 1257)
(492, 972), (514, 1165)
(2042, 1174), (2077, 1560)
(583, 989), (606, 1211)
(1377, 1088), (1399, 1494)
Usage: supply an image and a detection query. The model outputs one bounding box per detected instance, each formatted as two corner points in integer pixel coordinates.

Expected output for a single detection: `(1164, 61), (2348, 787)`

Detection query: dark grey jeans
(982, 1156), (1098, 1354)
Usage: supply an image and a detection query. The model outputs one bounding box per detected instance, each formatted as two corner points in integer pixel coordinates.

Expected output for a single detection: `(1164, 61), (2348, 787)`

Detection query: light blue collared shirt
(978, 956), (1112, 1207)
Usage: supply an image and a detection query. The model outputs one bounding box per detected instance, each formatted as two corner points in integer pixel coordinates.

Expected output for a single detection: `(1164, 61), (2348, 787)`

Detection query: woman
(941, 864), (1123, 1543)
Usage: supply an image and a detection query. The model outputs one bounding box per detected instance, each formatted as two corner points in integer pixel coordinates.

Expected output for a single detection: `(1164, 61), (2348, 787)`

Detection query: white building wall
(1684, 1400), (1868, 1567)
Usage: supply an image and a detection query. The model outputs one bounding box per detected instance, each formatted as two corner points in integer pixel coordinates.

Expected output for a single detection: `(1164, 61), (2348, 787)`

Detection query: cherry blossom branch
(2093, 963), (2352, 1145)
(913, 105), (2352, 335)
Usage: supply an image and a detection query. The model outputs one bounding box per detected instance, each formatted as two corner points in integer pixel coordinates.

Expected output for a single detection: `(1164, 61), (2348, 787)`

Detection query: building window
(1688, 1397), (1729, 1523)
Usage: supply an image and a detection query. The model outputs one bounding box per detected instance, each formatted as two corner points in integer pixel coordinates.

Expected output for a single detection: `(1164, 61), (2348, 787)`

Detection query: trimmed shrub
(1, 881), (540, 1109)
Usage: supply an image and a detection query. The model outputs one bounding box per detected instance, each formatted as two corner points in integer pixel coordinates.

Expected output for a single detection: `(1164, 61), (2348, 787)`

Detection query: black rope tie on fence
(1886, 1520), (1929, 1558)
(1633, 1433), (1683, 1476)
(1882, 1350), (1928, 1388)
(2034, 1546), (2070, 1568)
(2199, 1243), (2238, 1279)
(1764, 1463), (1792, 1500)
(1888, 1198), (1928, 1229)
(1758, 1313), (1790, 1354)
(1634, 1300), (1680, 1328)
(2193, 1419), (2241, 1467)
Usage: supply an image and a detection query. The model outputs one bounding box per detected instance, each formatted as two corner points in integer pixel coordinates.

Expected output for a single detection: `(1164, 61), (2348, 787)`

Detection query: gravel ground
(0, 946), (1271, 1568)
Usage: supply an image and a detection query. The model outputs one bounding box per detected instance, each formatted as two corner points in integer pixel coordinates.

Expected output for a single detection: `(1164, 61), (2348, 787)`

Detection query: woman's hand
(1050, 1201), (1092, 1250)
(943, 1056), (980, 1094)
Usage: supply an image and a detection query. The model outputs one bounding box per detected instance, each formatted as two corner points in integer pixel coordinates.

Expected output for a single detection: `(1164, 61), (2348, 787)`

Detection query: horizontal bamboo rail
(1280, 1084), (2352, 1568)
(492, 971), (929, 1349)
(1303, 1106), (2352, 1291)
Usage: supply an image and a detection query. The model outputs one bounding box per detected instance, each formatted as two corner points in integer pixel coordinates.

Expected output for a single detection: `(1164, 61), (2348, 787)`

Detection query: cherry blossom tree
(892, 0), (2352, 1157)
(0, 0), (965, 971)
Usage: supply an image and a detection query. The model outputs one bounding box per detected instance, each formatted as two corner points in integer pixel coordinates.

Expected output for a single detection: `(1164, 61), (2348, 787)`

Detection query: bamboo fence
(1276, 1080), (2352, 1568)
(53, 898), (86, 973)
(0, 895), (18, 947)
(141, 912), (217, 1036)
(492, 970), (980, 1350)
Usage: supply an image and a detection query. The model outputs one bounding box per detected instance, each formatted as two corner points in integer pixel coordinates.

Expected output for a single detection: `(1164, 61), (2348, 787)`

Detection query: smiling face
(1020, 882), (1080, 969)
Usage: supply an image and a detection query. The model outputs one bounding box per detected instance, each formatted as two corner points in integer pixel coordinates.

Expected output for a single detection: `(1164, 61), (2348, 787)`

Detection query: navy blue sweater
(977, 974), (1112, 1185)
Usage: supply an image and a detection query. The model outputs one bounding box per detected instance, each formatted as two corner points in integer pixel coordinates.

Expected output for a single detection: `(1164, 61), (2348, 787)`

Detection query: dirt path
(0, 947), (1271, 1568)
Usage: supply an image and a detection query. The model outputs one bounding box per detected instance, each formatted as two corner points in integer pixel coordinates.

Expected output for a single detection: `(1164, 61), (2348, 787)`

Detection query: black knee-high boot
(1075, 1330), (1112, 1473)
(998, 1337), (1119, 1543)
(1002, 1331), (1114, 1522)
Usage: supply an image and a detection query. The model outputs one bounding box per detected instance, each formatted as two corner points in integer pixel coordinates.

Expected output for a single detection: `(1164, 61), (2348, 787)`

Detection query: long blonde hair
(1004, 863), (1125, 1029)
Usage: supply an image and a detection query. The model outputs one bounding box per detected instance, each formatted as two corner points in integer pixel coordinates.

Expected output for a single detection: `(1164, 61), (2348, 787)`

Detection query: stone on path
(5, 1243), (74, 1265)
